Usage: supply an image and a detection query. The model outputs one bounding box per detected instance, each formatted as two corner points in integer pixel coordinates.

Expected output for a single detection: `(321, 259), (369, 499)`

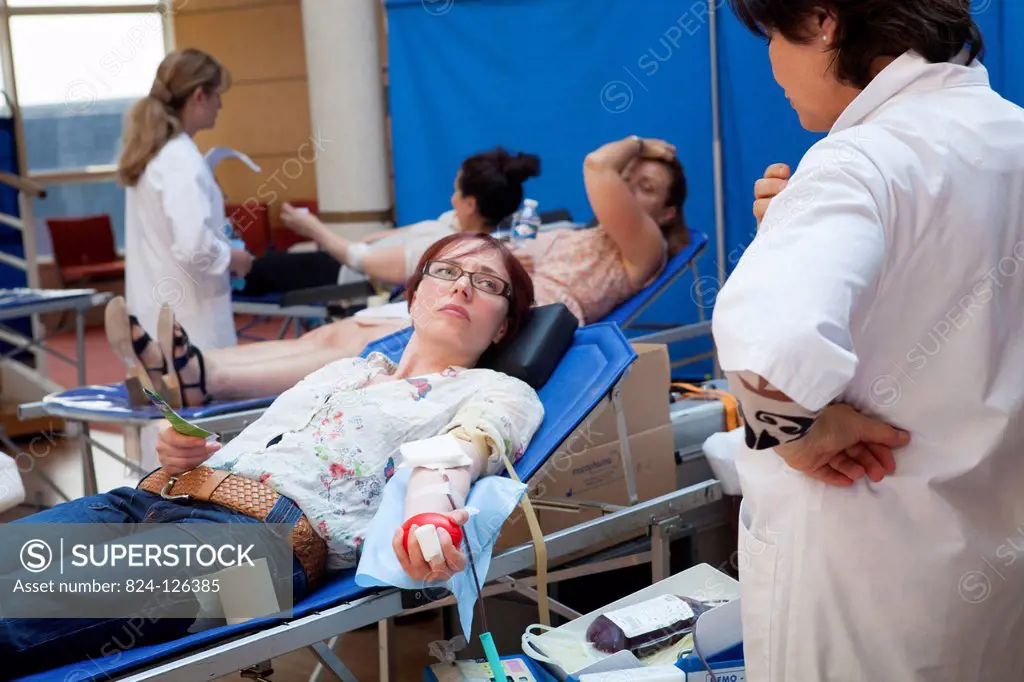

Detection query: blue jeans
(1, 486), (309, 678)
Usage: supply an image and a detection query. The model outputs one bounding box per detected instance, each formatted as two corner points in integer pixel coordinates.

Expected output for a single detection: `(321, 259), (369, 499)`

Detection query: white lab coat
(124, 133), (237, 351)
(712, 50), (1024, 681)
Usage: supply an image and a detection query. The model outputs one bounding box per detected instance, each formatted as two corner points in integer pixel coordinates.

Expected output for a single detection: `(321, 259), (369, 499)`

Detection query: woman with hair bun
(235, 146), (541, 295)
(112, 48), (252, 398)
(105, 135), (690, 408)
(711, 0), (1024, 679)
(104, 147), (540, 407)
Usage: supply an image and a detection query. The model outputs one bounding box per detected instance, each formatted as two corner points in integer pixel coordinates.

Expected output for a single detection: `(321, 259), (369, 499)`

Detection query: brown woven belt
(138, 467), (328, 589)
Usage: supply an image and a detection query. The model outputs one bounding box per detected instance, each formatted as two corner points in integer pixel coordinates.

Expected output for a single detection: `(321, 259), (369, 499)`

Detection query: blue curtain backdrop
(384, 0), (1022, 378)
(716, 0), (1018, 282)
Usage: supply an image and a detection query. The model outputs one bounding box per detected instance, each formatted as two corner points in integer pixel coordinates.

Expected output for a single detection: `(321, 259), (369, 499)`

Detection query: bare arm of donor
(402, 432), (488, 520)
(392, 432), (491, 581)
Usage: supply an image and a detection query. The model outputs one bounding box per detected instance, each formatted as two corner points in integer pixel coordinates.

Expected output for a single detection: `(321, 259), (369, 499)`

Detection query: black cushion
(479, 303), (579, 389)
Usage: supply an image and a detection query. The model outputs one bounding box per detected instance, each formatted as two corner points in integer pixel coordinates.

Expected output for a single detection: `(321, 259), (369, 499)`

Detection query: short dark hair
(727, 0), (985, 89)
(407, 232), (534, 342)
(459, 147), (542, 227)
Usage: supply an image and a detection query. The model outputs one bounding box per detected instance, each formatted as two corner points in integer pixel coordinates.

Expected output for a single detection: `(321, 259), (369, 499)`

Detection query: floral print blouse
(204, 352), (544, 570)
(523, 227), (642, 324)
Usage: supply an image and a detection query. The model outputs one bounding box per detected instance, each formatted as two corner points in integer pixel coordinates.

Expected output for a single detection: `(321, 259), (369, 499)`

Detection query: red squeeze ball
(402, 513), (464, 553)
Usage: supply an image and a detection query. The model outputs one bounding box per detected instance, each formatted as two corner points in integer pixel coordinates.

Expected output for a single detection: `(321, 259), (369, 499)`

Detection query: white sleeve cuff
(345, 242), (370, 272)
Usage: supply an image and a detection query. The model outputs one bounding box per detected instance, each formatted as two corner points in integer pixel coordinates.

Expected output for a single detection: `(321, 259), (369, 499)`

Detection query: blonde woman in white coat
(713, 0), (1024, 680)
(111, 49), (252, 401)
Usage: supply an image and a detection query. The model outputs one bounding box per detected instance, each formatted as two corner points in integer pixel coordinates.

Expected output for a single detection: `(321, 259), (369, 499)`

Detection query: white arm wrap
(345, 242), (370, 272)
(399, 434), (475, 470)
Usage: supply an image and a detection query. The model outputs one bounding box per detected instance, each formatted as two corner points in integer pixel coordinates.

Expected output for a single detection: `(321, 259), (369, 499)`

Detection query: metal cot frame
(232, 281), (379, 340)
(104, 383), (723, 682)
(0, 288), (112, 503)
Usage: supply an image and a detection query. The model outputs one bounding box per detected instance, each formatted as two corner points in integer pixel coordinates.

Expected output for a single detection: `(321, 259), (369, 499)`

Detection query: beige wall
(174, 0), (316, 232)
(173, 0), (394, 233)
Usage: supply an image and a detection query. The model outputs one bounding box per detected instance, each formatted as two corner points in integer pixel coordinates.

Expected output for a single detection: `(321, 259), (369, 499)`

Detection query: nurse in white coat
(117, 48), (251, 355)
(713, 0), (1024, 679)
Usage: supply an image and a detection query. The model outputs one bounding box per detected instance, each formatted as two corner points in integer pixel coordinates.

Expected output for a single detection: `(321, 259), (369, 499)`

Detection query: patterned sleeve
(441, 371), (545, 477)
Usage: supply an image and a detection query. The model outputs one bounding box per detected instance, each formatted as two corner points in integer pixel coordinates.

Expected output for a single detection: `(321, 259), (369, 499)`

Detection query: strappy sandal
(156, 306), (211, 409)
(104, 297), (168, 400)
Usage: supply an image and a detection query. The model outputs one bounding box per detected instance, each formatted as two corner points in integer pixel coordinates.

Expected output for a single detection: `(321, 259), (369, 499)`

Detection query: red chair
(46, 214), (125, 287)
(271, 199), (318, 252)
(226, 203), (272, 257)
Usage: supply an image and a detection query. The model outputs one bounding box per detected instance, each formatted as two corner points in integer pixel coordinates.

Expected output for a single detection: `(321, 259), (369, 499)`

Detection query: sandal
(156, 306), (212, 409)
(104, 297), (168, 398)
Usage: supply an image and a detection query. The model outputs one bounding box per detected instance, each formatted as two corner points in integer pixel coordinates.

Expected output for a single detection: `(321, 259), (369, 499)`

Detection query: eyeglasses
(423, 260), (512, 298)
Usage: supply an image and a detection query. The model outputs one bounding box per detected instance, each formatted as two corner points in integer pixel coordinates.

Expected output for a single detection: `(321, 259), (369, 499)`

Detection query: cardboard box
(495, 344), (674, 553)
(572, 343), (671, 448)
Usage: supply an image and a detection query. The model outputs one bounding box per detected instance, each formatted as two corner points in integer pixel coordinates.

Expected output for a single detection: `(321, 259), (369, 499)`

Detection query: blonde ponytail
(117, 48), (230, 187)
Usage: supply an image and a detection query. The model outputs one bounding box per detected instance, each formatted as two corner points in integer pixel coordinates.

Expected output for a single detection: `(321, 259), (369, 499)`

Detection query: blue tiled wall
(24, 98), (130, 255)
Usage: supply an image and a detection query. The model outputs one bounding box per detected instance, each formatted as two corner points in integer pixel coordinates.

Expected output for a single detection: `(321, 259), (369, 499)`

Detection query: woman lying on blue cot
(107, 135), (687, 409)
(0, 232), (544, 678)
(239, 146), (543, 297)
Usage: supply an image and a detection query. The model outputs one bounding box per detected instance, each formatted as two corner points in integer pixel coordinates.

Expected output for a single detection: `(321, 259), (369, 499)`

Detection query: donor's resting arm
(403, 373), (545, 522)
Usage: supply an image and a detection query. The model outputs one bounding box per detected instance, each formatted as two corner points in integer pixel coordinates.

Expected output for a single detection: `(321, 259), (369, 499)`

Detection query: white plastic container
(0, 451), (25, 513)
(580, 666), (685, 681)
(701, 428), (744, 496)
(521, 564), (740, 681)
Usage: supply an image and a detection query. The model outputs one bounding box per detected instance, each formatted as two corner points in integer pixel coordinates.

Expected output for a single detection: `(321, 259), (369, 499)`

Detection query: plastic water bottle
(510, 198), (541, 245)
(225, 220), (247, 291)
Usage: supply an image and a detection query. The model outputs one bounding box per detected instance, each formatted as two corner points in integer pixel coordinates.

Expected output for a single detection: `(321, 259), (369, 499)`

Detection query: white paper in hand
(205, 147), (261, 173)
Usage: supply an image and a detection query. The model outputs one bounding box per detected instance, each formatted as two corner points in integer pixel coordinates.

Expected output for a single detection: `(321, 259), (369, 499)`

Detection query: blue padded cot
(601, 231), (713, 372)
(14, 322), (638, 682)
(0, 287), (112, 386)
(601, 230), (708, 329)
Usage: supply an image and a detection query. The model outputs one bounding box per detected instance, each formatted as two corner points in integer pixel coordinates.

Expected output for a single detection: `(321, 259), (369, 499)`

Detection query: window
(0, 0), (172, 266)
(11, 11), (168, 171)
(7, 0), (152, 6)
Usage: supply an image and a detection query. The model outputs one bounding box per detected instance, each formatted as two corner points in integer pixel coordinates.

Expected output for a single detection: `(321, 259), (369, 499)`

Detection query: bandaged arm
(315, 230), (410, 286)
(402, 435), (485, 521)
(711, 135), (888, 449)
(401, 372), (545, 522)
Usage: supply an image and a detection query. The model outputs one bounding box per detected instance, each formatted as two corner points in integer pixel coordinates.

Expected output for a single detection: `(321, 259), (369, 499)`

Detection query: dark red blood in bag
(586, 595), (714, 658)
